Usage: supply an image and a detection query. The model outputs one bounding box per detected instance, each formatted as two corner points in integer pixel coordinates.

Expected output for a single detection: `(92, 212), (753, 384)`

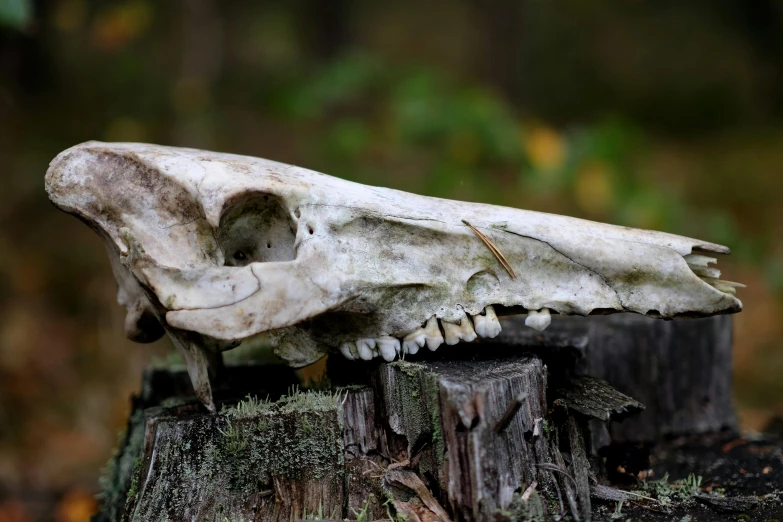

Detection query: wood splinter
(494, 392), (528, 433)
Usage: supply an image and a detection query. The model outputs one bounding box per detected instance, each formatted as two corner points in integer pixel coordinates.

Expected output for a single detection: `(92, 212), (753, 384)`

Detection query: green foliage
(0, 0), (31, 29)
(352, 494), (373, 522)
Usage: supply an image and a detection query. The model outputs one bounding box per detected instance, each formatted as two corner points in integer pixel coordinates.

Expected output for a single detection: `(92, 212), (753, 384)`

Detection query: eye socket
(217, 192), (297, 266)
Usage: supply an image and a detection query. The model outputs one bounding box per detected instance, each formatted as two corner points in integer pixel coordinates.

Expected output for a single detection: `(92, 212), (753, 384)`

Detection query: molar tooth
(356, 338), (376, 361)
(377, 336), (401, 362)
(402, 328), (426, 355)
(442, 311), (477, 345)
(423, 316), (444, 351)
(473, 305), (502, 338)
(339, 342), (356, 360)
(525, 308), (551, 332)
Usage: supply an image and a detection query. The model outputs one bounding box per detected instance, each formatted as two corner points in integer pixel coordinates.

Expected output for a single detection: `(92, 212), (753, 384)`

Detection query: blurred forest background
(1, 0), (782, 520)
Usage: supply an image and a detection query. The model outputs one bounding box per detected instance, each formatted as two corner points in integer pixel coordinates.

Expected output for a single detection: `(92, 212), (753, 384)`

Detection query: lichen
(95, 407), (148, 522)
(125, 387), (346, 520)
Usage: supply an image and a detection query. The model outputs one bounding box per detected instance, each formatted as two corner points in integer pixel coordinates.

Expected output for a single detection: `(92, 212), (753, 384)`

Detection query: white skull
(45, 142), (743, 410)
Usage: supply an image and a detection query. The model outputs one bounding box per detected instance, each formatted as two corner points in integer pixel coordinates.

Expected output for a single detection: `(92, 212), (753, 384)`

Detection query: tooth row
(684, 254), (744, 295)
(337, 305), (502, 361)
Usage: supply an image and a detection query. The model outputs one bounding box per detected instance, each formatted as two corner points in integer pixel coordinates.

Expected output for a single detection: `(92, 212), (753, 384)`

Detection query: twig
(494, 393), (527, 433)
(536, 463), (577, 487)
(631, 500), (666, 513)
(462, 220), (517, 279)
(521, 481), (538, 503)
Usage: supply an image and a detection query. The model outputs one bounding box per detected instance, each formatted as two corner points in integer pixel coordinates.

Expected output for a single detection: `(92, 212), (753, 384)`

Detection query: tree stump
(96, 313), (769, 522)
(489, 313), (737, 441)
(98, 343), (646, 522)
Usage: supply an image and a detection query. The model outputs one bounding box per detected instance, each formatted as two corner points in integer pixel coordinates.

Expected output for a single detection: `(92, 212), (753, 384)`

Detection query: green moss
(217, 418), (248, 455)
(496, 488), (545, 521)
(126, 386), (347, 519)
(351, 495), (373, 521)
(226, 394), (272, 418)
(389, 361), (444, 465)
(96, 407), (148, 520)
(638, 472), (703, 506)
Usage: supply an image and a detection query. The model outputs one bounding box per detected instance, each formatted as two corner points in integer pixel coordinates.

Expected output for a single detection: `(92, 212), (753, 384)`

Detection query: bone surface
(45, 142), (743, 405)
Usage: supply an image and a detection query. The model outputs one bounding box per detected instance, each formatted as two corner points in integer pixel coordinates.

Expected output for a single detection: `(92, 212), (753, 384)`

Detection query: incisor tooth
(442, 311), (477, 345)
(356, 338), (376, 360)
(473, 305), (502, 338)
(402, 328), (426, 355)
(339, 342), (356, 360)
(423, 316), (444, 351)
(377, 336), (400, 362)
(684, 254), (717, 268)
(525, 308), (551, 332)
(690, 266), (721, 279)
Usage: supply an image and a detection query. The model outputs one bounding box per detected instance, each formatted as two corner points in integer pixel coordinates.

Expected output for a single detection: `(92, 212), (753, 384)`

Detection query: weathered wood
(126, 392), (346, 521)
(98, 311), (740, 522)
(377, 356), (553, 521)
(492, 313), (737, 441)
(96, 314), (763, 522)
(555, 376), (644, 423)
(99, 352), (620, 522)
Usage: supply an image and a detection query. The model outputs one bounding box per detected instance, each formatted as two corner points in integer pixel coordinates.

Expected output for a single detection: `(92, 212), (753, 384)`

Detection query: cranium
(45, 142), (743, 411)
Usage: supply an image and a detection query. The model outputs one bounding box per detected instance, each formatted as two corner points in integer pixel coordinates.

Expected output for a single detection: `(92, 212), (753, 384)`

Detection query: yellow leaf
(575, 160), (613, 217)
(525, 124), (565, 171)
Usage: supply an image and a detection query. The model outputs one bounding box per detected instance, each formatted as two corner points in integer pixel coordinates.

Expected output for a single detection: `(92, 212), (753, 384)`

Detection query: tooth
(710, 279), (746, 295)
(356, 338), (376, 361)
(473, 305), (502, 338)
(684, 254), (717, 267)
(701, 277), (746, 295)
(525, 308), (551, 332)
(377, 336), (401, 362)
(423, 316), (444, 351)
(442, 311), (477, 345)
(691, 266), (721, 279)
(339, 342), (356, 360)
(403, 328), (426, 355)
(714, 283), (736, 295)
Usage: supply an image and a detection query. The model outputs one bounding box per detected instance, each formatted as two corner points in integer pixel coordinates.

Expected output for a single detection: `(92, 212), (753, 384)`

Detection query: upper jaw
(46, 141), (743, 357)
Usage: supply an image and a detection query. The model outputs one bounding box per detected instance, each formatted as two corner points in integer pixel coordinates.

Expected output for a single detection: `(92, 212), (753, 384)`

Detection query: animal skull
(45, 142), (743, 411)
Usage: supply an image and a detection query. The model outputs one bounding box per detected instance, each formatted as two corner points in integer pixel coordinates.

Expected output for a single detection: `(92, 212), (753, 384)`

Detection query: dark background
(1, 1), (782, 520)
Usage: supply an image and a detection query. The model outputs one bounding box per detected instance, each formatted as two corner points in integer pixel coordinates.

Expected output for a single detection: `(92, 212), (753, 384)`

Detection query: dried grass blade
(462, 220), (517, 279)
